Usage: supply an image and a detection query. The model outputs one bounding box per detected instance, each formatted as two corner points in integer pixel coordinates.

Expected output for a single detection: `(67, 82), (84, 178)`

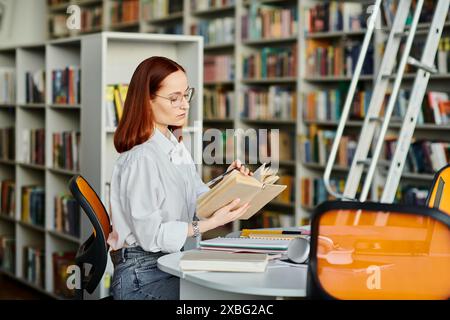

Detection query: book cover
(196, 163), (286, 220)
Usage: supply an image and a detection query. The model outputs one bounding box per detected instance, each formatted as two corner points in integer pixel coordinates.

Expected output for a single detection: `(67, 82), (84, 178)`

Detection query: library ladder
(323, 0), (450, 209)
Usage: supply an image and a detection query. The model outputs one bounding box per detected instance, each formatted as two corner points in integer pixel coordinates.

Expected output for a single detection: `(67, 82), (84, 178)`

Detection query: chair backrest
(427, 164), (450, 215)
(307, 201), (450, 300)
(68, 175), (112, 294)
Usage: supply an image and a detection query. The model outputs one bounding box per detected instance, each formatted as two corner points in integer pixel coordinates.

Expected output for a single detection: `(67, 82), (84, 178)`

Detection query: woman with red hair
(108, 56), (251, 300)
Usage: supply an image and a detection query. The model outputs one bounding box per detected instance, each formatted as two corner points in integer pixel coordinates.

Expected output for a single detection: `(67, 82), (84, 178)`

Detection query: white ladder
(323, 0), (450, 203)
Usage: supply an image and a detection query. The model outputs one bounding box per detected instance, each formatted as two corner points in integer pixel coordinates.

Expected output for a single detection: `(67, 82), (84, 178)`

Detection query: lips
(177, 113), (186, 118)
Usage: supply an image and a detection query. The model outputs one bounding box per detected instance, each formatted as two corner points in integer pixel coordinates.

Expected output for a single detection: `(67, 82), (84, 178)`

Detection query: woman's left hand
(227, 159), (253, 176)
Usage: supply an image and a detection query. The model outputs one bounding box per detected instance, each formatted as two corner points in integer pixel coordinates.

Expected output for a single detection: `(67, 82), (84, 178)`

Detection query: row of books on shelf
(305, 1), (366, 34)
(105, 84), (129, 128)
(201, 129), (236, 161)
(55, 194), (80, 238)
(190, 17), (235, 46)
(21, 186), (45, 227)
(383, 140), (450, 175)
(203, 88), (234, 119)
(0, 235), (15, 273)
(300, 128), (357, 167)
(242, 45), (297, 79)
(393, 39), (450, 75)
(301, 176), (433, 208)
(53, 131), (81, 172)
(303, 90), (450, 126)
(0, 180), (15, 218)
(301, 177), (344, 209)
(53, 251), (76, 299)
(306, 39), (374, 77)
(244, 130), (294, 163)
(23, 246), (45, 288)
(382, 0), (450, 28)
(25, 70), (45, 104)
(142, 0), (183, 20)
(111, 0), (139, 25)
(191, 0), (234, 12)
(0, 68), (15, 104)
(301, 127), (450, 177)
(50, 7), (102, 36)
(0, 127), (15, 161)
(241, 86), (297, 120)
(22, 128), (45, 166)
(52, 66), (81, 105)
(81, 6), (103, 31)
(204, 55), (235, 82)
(47, 0), (68, 6)
(242, 3), (297, 41)
(437, 37), (450, 75)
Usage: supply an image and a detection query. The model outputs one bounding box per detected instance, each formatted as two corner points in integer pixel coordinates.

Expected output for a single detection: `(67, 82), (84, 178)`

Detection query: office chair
(68, 175), (112, 300)
(427, 164), (450, 215)
(307, 200), (450, 300)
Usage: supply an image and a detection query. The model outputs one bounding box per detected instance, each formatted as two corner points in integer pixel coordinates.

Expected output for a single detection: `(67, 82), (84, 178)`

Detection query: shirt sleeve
(121, 155), (188, 253)
(190, 162), (210, 199)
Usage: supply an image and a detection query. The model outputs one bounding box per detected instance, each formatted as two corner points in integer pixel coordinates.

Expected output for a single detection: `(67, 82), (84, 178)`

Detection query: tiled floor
(0, 274), (50, 300)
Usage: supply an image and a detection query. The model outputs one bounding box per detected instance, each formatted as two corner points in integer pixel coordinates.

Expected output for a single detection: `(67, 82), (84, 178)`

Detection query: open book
(179, 250), (269, 273)
(197, 163), (287, 220)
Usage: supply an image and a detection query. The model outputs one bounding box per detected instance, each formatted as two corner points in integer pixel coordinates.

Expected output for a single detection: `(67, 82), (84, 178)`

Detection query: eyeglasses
(154, 87), (195, 108)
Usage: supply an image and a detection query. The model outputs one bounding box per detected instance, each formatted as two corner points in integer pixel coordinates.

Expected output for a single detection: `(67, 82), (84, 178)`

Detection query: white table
(157, 251), (308, 300)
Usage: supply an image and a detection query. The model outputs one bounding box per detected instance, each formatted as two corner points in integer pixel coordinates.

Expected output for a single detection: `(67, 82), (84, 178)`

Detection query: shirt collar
(151, 127), (179, 155)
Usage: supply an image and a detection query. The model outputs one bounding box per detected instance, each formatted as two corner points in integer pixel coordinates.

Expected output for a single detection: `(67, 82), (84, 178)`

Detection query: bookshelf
(0, 32), (203, 299)
(38, 0), (450, 247)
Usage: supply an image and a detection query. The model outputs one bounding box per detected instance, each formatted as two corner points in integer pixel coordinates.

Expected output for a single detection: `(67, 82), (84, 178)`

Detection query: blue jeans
(109, 246), (179, 300)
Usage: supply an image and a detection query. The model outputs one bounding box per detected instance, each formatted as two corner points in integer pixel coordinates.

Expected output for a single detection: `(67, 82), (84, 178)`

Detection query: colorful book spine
(242, 86), (297, 120)
(204, 55), (235, 82)
(0, 180), (15, 218)
(242, 3), (297, 40)
(52, 131), (81, 172)
(54, 194), (80, 238)
(25, 70), (45, 103)
(52, 66), (81, 105)
(191, 17), (235, 45)
(21, 128), (45, 165)
(110, 0), (139, 25)
(203, 88), (234, 119)
(0, 127), (15, 161)
(242, 45), (297, 79)
(21, 185), (45, 227)
(23, 246), (45, 288)
(0, 235), (15, 273)
(0, 68), (15, 104)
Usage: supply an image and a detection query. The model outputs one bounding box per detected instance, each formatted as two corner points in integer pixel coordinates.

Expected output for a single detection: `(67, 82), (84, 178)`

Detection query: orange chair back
(72, 175), (111, 241)
(427, 164), (450, 215)
(308, 201), (450, 300)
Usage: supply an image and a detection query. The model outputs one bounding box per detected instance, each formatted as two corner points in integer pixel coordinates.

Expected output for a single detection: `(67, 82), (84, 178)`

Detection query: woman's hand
(209, 198), (250, 228)
(227, 159), (253, 176)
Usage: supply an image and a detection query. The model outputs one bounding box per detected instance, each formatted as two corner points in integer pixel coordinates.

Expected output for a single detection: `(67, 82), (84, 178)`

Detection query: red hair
(114, 56), (185, 153)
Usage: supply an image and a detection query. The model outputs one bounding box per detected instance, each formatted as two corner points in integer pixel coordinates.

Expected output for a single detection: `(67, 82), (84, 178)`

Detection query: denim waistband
(110, 246), (166, 265)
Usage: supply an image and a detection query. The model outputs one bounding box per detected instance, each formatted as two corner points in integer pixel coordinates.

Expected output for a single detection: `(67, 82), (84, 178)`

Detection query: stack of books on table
(179, 250), (269, 273)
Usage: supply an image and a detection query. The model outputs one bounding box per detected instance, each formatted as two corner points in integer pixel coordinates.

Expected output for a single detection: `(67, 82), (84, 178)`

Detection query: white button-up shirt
(107, 128), (210, 253)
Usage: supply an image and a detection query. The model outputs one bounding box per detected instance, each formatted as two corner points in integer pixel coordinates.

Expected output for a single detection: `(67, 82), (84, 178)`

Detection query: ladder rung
(377, 160), (391, 167)
(407, 57), (438, 74)
(369, 116), (384, 123)
(357, 159), (372, 166)
(394, 31), (409, 37)
(357, 159), (392, 167)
